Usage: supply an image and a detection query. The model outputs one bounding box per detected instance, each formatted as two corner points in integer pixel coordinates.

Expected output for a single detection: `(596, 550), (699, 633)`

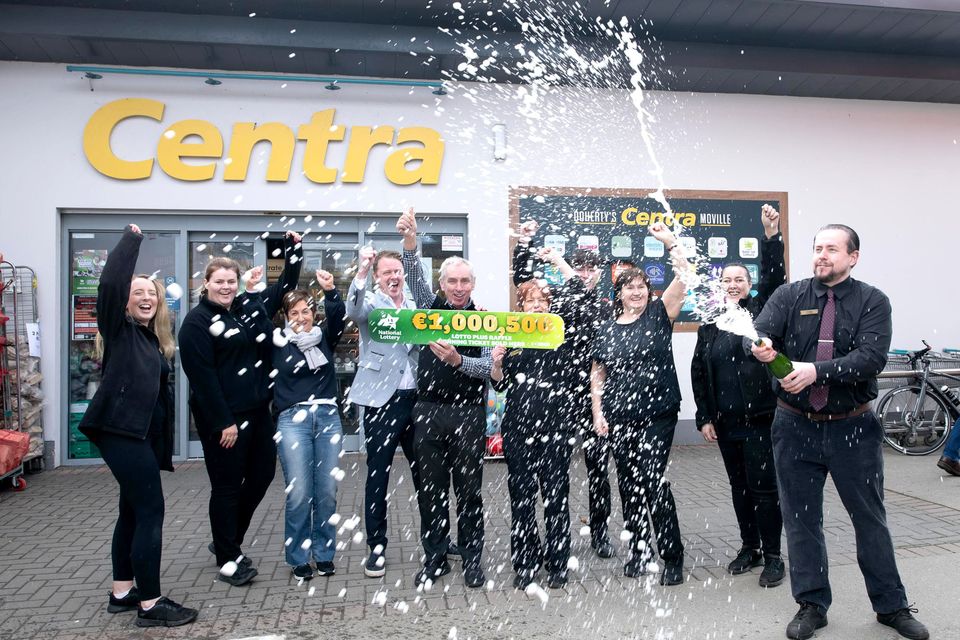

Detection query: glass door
(66, 230), (181, 460)
(183, 232), (259, 458)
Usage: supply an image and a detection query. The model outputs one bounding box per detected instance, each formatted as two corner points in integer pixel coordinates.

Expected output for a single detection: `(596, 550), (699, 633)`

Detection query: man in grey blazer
(347, 246), (422, 578)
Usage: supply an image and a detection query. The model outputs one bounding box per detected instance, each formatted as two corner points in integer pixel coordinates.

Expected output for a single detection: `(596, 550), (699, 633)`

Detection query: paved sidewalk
(1, 445), (958, 640)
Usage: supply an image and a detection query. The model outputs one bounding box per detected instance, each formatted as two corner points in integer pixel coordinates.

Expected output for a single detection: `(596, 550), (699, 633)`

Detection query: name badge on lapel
(800, 309), (819, 316)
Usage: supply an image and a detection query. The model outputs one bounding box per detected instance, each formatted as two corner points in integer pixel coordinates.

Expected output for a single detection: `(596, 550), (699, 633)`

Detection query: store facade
(4, 62), (960, 467)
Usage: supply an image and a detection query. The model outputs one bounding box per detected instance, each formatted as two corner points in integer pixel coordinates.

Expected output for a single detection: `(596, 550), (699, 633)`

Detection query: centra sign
(82, 98), (444, 185)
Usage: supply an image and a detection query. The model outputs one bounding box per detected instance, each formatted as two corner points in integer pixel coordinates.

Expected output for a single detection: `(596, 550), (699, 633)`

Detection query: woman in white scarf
(256, 269), (346, 580)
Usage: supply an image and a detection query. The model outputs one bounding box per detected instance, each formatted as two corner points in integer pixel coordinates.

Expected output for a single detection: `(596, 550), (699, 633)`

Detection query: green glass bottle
(755, 338), (794, 379)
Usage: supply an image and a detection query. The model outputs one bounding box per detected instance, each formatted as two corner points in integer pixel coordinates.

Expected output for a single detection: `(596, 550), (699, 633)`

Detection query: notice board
(509, 187), (789, 332)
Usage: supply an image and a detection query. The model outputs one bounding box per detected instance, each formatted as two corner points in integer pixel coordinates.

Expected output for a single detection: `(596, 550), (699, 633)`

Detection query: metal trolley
(0, 260), (42, 489)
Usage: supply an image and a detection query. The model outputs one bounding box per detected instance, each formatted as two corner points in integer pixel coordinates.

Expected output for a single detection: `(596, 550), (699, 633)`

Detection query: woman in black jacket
(691, 205), (786, 588)
(178, 231), (301, 586)
(78, 224), (197, 627)
(491, 248), (585, 591)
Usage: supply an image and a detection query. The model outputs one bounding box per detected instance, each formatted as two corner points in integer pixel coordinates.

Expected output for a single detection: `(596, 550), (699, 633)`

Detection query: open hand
(429, 340), (462, 368)
(220, 425), (238, 449)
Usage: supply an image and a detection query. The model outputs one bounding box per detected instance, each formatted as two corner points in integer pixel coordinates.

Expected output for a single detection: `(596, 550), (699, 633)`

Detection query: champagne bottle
(754, 338), (794, 379)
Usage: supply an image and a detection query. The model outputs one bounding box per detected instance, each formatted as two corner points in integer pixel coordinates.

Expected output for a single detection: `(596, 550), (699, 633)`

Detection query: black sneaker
(316, 561), (336, 576)
(292, 564), (314, 580)
(592, 537), (615, 559)
(877, 606), (930, 640)
(660, 559), (684, 586)
(727, 547), (764, 575)
(107, 587), (140, 613)
(624, 555), (647, 578)
(513, 571), (536, 590)
(464, 564), (485, 588)
(218, 562), (258, 586)
(208, 542), (252, 568)
(416, 560), (452, 585)
(135, 597), (198, 628)
(786, 602), (828, 640)
(759, 556), (785, 588)
(547, 571), (568, 589)
(364, 551), (386, 578)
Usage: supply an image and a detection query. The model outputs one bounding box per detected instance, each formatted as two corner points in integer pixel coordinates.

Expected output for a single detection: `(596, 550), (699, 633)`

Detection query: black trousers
(610, 412), (684, 564)
(570, 400), (612, 544)
(413, 400), (486, 568)
(716, 422), (782, 557)
(773, 408), (908, 614)
(98, 431), (166, 600)
(197, 406), (277, 566)
(503, 430), (572, 575)
(363, 389), (421, 551)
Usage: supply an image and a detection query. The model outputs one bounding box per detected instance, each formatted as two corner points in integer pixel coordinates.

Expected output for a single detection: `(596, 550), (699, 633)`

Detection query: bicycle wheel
(877, 386), (952, 455)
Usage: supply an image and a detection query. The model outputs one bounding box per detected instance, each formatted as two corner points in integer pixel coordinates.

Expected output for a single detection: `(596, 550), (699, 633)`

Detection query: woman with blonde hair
(79, 224), (197, 627)
(179, 232), (302, 586)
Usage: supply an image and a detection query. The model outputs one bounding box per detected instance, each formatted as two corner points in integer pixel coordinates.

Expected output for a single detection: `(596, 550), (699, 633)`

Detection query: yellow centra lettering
(384, 127), (444, 185)
(224, 122), (296, 182)
(342, 126), (394, 183)
(621, 207), (638, 225)
(157, 120), (223, 181)
(83, 98), (164, 180)
(680, 212), (696, 226)
(297, 109), (346, 184)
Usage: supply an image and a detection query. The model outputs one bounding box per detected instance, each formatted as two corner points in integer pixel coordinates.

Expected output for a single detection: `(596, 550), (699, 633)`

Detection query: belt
(776, 399), (871, 422)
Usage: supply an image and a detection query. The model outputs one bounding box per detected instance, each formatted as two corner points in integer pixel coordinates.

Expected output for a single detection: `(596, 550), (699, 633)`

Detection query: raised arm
(346, 246), (376, 322)
(648, 222), (690, 322)
(397, 207), (436, 308)
(512, 219), (540, 286)
(257, 231), (303, 317)
(97, 224), (143, 338)
(316, 269), (346, 350)
(756, 204), (786, 305)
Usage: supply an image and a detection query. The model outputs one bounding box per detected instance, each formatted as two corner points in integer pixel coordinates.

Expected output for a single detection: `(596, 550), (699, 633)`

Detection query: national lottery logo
(376, 314), (400, 329)
(644, 263), (666, 285)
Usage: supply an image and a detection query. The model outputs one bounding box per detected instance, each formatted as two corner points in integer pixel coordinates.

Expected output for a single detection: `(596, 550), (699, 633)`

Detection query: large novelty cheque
(369, 309), (565, 350)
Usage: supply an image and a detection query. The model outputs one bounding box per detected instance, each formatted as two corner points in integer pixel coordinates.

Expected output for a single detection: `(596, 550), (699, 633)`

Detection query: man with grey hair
(397, 207), (493, 589)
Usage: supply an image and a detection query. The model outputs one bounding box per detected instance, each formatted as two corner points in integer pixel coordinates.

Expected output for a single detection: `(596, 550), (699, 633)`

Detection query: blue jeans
(276, 404), (342, 566)
(772, 408), (907, 614)
(944, 415), (960, 461)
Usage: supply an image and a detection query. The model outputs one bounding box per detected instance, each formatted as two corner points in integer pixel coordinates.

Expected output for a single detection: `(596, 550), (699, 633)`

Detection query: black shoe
(316, 561), (336, 576)
(464, 564), (485, 589)
(415, 560), (452, 585)
(547, 571), (568, 589)
(107, 587), (140, 613)
(447, 542), (462, 558)
(292, 564), (314, 580)
(624, 555), (647, 578)
(364, 550), (386, 578)
(877, 607), (930, 640)
(208, 542), (252, 568)
(937, 456), (960, 477)
(218, 562), (258, 586)
(659, 559), (684, 586)
(592, 537), (615, 559)
(759, 556), (785, 588)
(135, 597), (198, 628)
(513, 571), (536, 590)
(727, 547), (764, 575)
(786, 602), (828, 640)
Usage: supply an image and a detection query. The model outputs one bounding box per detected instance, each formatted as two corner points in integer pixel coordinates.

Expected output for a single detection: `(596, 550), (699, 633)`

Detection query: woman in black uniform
(492, 248), (588, 590)
(178, 232), (301, 586)
(691, 204), (786, 587)
(79, 224), (197, 627)
(590, 222), (692, 586)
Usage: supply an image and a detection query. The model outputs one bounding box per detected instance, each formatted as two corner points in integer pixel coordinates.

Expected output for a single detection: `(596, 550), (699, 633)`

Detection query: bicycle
(876, 340), (960, 456)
